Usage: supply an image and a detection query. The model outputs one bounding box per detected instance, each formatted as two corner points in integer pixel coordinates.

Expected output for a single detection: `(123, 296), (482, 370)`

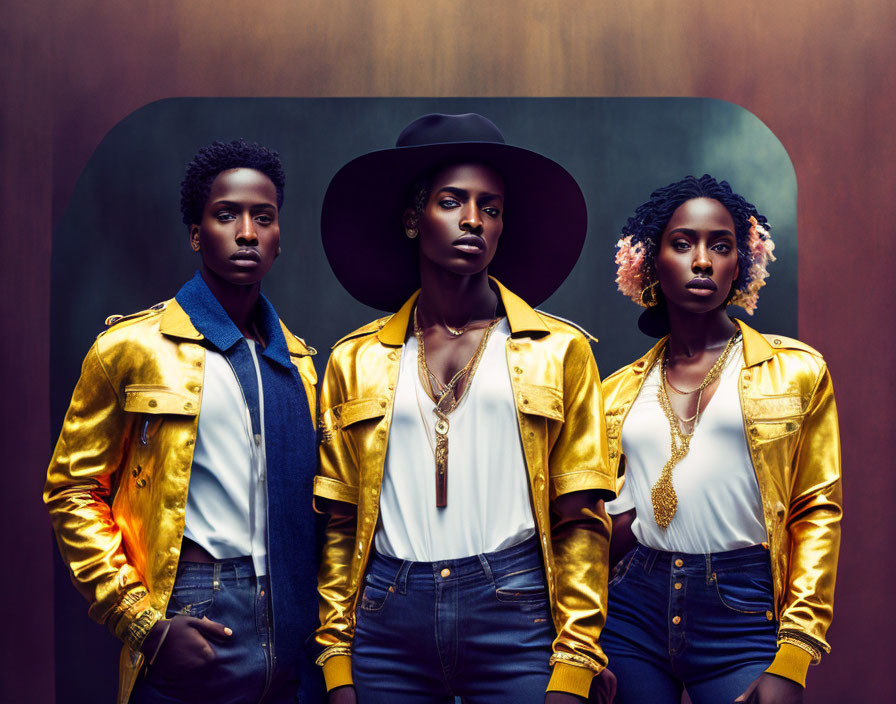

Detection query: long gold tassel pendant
(434, 415), (449, 507)
(414, 306), (503, 510)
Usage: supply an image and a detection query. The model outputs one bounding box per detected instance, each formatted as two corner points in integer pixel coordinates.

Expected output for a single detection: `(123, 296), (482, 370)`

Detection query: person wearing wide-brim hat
(311, 113), (617, 704)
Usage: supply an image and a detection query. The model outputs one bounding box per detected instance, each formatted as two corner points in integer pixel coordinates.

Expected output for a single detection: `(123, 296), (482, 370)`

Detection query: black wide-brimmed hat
(321, 113), (588, 311)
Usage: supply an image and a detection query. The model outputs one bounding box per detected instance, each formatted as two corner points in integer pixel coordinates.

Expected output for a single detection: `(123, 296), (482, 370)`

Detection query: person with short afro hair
(45, 139), (324, 703)
(180, 139), (286, 226)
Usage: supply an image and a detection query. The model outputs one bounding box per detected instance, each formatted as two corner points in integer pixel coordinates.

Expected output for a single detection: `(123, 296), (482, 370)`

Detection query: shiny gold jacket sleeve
(777, 360), (841, 658)
(313, 349), (361, 667)
(43, 342), (160, 651)
(546, 332), (613, 684)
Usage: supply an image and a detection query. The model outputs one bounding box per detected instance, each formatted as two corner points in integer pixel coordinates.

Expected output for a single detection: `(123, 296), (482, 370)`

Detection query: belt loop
(477, 553), (495, 585)
(705, 554), (713, 585)
(213, 562), (221, 591)
(396, 560), (411, 595)
(644, 548), (658, 575)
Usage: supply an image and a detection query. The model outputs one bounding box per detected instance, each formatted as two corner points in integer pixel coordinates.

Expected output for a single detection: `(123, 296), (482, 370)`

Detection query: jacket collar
(630, 337), (666, 376)
(163, 271), (296, 368)
(735, 318), (775, 367)
(376, 276), (549, 346)
(159, 298), (203, 341)
(629, 317), (773, 375)
(278, 321), (315, 358)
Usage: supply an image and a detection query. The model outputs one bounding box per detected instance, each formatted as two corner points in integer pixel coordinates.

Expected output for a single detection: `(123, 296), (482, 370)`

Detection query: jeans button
(440, 568), (451, 578)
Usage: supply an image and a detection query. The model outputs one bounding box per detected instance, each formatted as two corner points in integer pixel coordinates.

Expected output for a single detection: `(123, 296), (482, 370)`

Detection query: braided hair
(180, 139), (285, 226)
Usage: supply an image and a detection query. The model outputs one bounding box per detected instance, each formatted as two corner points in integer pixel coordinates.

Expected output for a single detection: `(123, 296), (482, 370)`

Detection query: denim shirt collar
(174, 271), (292, 368)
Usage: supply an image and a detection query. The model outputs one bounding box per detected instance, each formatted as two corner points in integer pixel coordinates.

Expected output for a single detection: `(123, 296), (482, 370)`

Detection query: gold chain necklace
(414, 307), (502, 507)
(444, 315), (473, 337)
(650, 332), (740, 529)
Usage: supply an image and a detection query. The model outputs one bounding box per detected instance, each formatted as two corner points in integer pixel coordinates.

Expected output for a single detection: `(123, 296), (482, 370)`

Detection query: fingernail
(224, 627), (233, 636)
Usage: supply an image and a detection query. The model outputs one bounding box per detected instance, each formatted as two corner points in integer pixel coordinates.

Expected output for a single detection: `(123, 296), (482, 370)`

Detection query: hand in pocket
(143, 615), (233, 683)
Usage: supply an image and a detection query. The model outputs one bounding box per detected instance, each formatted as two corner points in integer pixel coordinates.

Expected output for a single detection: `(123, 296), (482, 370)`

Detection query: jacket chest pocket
(516, 383), (565, 464)
(517, 383), (564, 422)
(331, 397), (389, 458)
(123, 384), (199, 452)
(745, 394), (804, 443)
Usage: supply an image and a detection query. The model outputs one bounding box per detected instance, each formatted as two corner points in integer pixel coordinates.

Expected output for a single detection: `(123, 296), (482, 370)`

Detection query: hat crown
(395, 113), (506, 148)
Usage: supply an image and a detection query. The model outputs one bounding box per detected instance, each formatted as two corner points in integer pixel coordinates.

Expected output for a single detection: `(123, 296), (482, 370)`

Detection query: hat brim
(321, 141), (587, 311)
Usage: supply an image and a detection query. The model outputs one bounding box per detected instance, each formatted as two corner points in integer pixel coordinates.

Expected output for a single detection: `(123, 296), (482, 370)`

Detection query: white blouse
(605, 342), (768, 554)
(374, 319), (536, 562)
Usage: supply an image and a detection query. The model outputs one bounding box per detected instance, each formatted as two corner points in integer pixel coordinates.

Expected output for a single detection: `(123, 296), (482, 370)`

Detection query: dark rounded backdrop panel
(51, 98), (796, 703)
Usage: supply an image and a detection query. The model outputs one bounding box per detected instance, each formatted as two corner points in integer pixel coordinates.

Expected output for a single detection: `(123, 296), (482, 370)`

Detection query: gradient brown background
(3, 2), (893, 702)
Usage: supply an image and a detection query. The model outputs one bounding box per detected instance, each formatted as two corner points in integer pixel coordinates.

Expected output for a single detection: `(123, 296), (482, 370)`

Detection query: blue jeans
(130, 558), (299, 704)
(598, 543), (779, 704)
(352, 536), (556, 703)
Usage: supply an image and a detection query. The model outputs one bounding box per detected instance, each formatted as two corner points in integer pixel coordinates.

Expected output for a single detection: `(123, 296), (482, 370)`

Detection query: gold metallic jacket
(43, 299), (316, 704)
(602, 319), (841, 666)
(312, 280), (615, 698)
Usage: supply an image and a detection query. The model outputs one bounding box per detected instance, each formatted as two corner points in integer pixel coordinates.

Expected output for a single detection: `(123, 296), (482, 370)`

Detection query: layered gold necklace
(651, 332), (740, 529)
(414, 307), (502, 508)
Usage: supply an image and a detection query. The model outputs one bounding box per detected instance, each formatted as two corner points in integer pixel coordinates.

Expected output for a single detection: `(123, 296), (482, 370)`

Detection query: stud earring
(405, 227), (418, 239)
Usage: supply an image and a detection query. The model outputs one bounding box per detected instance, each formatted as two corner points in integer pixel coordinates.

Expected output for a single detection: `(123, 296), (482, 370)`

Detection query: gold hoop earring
(640, 281), (661, 308)
(191, 242), (200, 252)
(404, 212), (419, 239)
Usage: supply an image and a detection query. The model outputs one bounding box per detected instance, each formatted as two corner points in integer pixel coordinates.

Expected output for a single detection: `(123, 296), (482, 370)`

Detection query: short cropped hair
(180, 139), (286, 226)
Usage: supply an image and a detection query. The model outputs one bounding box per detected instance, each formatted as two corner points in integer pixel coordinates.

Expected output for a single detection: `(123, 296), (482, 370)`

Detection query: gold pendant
(651, 332), (739, 530)
(435, 423), (448, 508)
(650, 431), (689, 529)
(650, 466), (678, 529)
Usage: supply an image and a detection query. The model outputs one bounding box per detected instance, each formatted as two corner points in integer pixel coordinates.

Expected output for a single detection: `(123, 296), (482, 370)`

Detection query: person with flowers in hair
(592, 175), (841, 704)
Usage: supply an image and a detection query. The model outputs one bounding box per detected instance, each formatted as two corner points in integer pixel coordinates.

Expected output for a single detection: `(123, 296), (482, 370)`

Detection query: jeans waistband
(633, 542), (770, 578)
(368, 536), (542, 591)
(176, 555), (257, 582)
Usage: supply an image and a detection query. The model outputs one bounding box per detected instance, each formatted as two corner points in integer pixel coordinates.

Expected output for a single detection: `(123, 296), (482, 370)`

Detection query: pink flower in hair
(615, 235), (649, 305)
(730, 216), (776, 315)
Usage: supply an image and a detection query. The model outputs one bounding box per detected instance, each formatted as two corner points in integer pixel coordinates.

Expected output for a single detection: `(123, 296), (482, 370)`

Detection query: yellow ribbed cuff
(546, 661), (595, 698)
(765, 643), (813, 687)
(321, 654), (354, 692)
